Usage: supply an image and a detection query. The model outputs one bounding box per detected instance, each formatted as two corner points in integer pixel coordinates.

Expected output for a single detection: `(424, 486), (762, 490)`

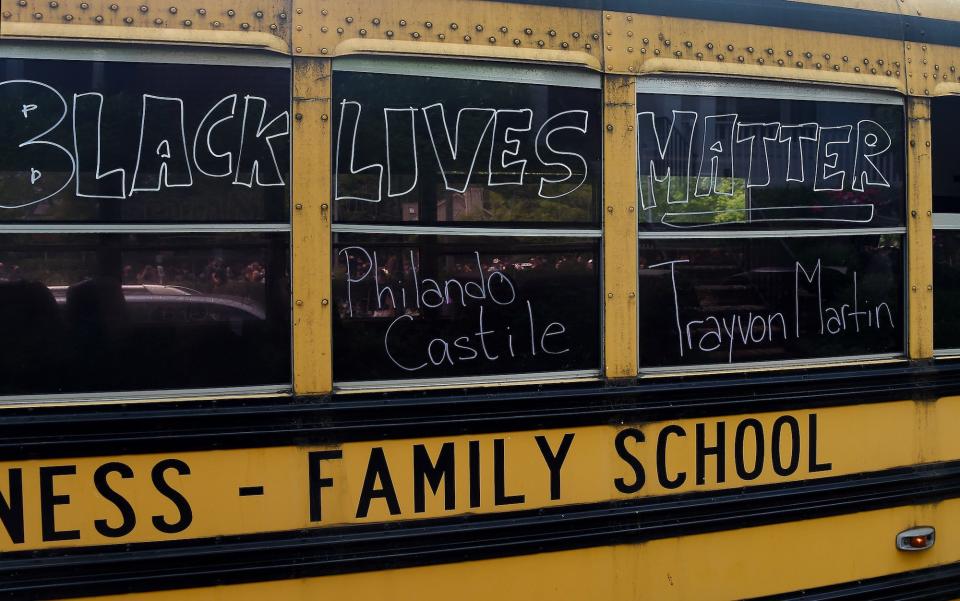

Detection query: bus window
(0, 56), (292, 397)
(331, 58), (602, 387)
(635, 78), (906, 370)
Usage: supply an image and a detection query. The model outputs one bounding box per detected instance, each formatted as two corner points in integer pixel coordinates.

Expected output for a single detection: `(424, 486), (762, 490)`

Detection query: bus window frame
(634, 75), (910, 376)
(0, 43), (295, 406)
(330, 54), (605, 391)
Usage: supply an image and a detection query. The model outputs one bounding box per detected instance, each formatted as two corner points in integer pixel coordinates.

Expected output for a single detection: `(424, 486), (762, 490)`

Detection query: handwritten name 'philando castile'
(652, 259), (895, 363)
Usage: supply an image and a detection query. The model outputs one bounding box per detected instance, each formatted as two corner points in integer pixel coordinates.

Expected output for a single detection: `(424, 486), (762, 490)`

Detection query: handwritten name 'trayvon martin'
(651, 259), (896, 363)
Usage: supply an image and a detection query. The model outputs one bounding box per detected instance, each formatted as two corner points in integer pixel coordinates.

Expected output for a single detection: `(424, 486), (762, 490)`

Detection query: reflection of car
(48, 284), (266, 323)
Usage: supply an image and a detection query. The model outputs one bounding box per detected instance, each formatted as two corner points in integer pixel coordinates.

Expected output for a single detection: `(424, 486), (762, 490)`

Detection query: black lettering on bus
(40, 465), (80, 542)
(808, 414), (833, 473)
(734, 419), (765, 481)
(0, 469), (24, 544)
(308, 450), (343, 522)
(413, 443), (456, 513)
(493, 438), (525, 506)
(613, 428), (646, 495)
(93, 462), (136, 538)
(657, 425), (687, 489)
(535, 433), (575, 501)
(151, 459), (193, 534)
(696, 422), (726, 485)
(772, 416), (801, 477)
(469, 440), (481, 509)
(356, 447), (401, 518)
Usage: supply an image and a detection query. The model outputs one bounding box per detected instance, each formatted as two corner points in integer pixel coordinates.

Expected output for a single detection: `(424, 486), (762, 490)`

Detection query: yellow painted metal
(5, 397), (960, 551)
(75, 500), (960, 600)
(0, 0), (290, 52)
(602, 11), (906, 92)
(603, 75), (639, 378)
(290, 0), (602, 70)
(907, 97), (934, 360)
(291, 57), (333, 394)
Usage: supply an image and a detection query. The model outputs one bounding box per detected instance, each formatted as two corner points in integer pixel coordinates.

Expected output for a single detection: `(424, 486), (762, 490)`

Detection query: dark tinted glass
(332, 71), (602, 226)
(638, 236), (903, 367)
(332, 235), (600, 381)
(636, 93), (905, 230)
(0, 233), (290, 394)
(934, 231), (960, 348)
(932, 96), (960, 213)
(0, 58), (289, 222)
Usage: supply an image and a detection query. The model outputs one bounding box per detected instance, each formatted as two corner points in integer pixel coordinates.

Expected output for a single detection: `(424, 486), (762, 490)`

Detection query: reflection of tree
(456, 185), (594, 223)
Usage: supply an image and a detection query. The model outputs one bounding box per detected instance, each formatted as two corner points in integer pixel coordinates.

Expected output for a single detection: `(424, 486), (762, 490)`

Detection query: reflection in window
(0, 233), (289, 394)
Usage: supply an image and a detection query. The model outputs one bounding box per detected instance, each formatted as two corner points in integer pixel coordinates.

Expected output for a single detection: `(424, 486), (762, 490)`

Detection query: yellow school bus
(1, 0), (960, 599)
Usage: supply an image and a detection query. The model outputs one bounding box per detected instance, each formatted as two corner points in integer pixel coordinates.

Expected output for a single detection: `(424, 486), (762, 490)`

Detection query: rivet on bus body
(320, 114), (328, 121)
(786, 50), (793, 57)
(500, 25), (507, 33)
(294, 113), (303, 121)
(912, 286), (918, 292)
(297, 8), (303, 14)
(321, 299), (329, 306)
(514, 39), (521, 45)
(487, 35), (495, 43)
(198, 7), (206, 15)
(186, 19), (195, 26)
(476, 24), (483, 31)
(674, 50), (681, 57)
(425, 21), (432, 28)
(911, 209), (918, 216)
(696, 52), (703, 59)
(450, 22), (458, 30)
(139, 5), (148, 13)
(627, 46), (633, 52)
(573, 31), (581, 39)
(929, 284), (934, 291)
(359, 28), (366, 35)
(320, 204), (328, 210)
(320, 26), (326, 32)
(628, 206), (635, 213)
(747, 47), (754, 53)
(168, 6), (176, 14)
(627, 31), (633, 37)
(627, 15), (633, 21)
(606, 124), (614, 132)
(629, 292), (636, 298)
(727, 45), (734, 51)
(399, 19), (407, 26)
(605, 13), (611, 19)
(296, 300), (304, 306)
(80, 2), (89, 8)
(524, 28), (532, 35)
(640, 48), (646, 54)
(561, 41), (569, 48)
(642, 37), (649, 44)
(438, 33), (445, 40)
(537, 40), (544, 47)
(464, 35), (471, 42)
(607, 293), (614, 299)
(705, 42), (713, 49)
(295, 203), (303, 210)
(255, 11), (263, 18)
(606, 206), (614, 212)
(33, 12), (42, 19)
(336, 27), (343, 34)
(842, 55), (849, 62)
(153, 18), (163, 24)
(124, 16), (133, 23)
(319, 48), (327, 54)
(628, 65), (635, 72)
(823, 53), (830, 60)
(279, 12), (286, 19)
(5, 10), (16, 17)
(240, 22), (249, 29)
(213, 20), (221, 26)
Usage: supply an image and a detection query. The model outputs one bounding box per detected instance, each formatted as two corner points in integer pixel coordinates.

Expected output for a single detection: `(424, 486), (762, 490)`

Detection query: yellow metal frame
(907, 97), (934, 360)
(291, 57), (333, 394)
(602, 75), (639, 378)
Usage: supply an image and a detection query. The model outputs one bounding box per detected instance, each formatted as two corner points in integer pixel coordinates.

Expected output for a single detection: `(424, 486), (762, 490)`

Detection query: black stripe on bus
(488, 0), (960, 48)
(3, 460), (960, 600)
(751, 561), (960, 600)
(0, 360), (956, 460)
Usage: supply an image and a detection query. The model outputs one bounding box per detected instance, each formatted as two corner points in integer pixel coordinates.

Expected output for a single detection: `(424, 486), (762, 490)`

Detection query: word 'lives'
(336, 100), (591, 201)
